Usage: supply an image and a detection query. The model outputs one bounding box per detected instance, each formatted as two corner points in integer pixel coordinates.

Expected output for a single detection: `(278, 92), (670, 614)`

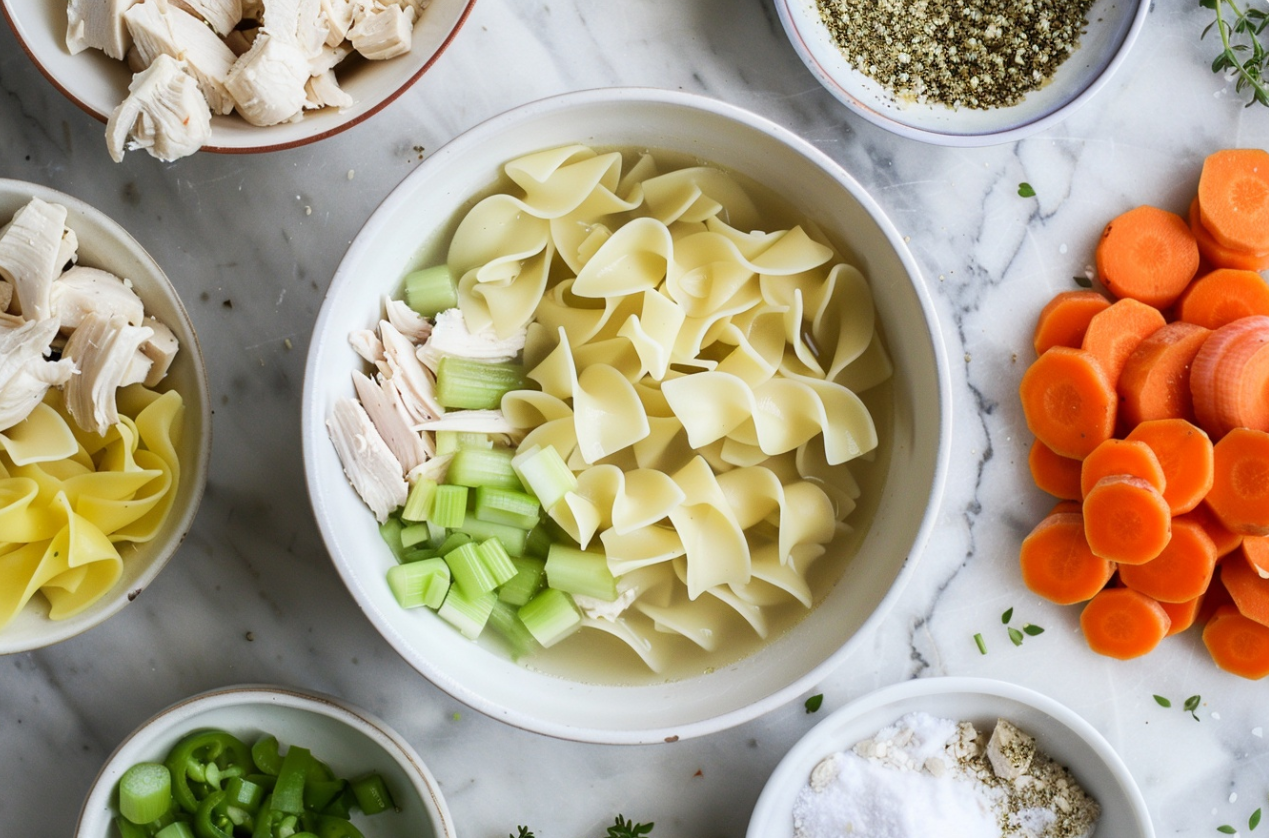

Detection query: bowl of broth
(301, 87), (951, 744)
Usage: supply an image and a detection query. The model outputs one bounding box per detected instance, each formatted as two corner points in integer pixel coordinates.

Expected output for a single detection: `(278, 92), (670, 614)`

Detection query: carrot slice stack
(1116, 321), (1211, 428)
(1124, 418), (1214, 515)
(1206, 428), (1269, 536)
(1081, 298), (1166, 385)
(1033, 290), (1112, 356)
(1080, 587), (1172, 660)
(1176, 269), (1269, 329)
(1019, 513), (1115, 605)
(1082, 475), (1172, 564)
(1095, 205), (1199, 308)
(1019, 347), (1117, 460)
(1118, 517), (1218, 603)
(1197, 148), (1269, 255)
(1189, 315), (1269, 438)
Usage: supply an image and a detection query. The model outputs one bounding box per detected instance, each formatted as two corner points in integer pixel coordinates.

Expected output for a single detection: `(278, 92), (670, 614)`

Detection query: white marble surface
(1, 2), (1265, 836)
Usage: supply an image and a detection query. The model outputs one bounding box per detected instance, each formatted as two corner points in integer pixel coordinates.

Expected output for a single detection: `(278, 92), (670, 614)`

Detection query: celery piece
(518, 588), (582, 647)
(404, 264), (458, 317)
(154, 821), (196, 838)
(438, 531), (473, 554)
(546, 543), (618, 601)
(447, 447), (523, 491)
(444, 542), (499, 596)
(378, 516), (408, 562)
(399, 546), (439, 564)
(399, 523), (432, 550)
(401, 478), (437, 523)
(497, 556), (547, 607)
(511, 445), (577, 511)
(119, 762), (172, 825)
(350, 773), (395, 817)
(487, 599), (542, 661)
(435, 430), (459, 457)
(435, 357), (528, 410)
(455, 517), (529, 556)
(474, 486), (541, 530)
(477, 538), (518, 587)
(437, 585), (497, 640)
(429, 484), (468, 529)
(524, 524), (553, 559)
(437, 431), (494, 455)
(386, 558), (450, 609)
(426, 520), (448, 548)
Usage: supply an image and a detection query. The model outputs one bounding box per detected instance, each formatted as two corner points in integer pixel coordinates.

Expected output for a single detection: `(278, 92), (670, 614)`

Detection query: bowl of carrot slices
(1018, 148), (1269, 677)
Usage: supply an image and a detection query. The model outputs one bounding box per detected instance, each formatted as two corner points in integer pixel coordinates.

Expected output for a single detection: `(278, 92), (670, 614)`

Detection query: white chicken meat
(224, 31), (311, 126)
(67, 0), (142, 59)
(170, 0), (243, 36)
(49, 265), (147, 332)
(0, 319), (76, 432)
(125, 0), (239, 115)
(0, 197), (68, 323)
(106, 54), (213, 162)
(61, 312), (156, 435)
(327, 397), (409, 522)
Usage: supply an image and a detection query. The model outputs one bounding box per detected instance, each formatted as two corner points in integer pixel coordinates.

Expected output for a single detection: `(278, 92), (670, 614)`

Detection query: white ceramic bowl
(0, 180), (211, 655)
(74, 684), (456, 838)
(301, 87), (951, 744)
(748, 677), (1155, 837)
(1, 0), (477, 154)
(776, 0), (1150, 146)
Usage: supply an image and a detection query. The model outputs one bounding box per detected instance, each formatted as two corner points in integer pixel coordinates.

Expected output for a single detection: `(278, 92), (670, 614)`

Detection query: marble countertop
(1, 2), (1263, 836)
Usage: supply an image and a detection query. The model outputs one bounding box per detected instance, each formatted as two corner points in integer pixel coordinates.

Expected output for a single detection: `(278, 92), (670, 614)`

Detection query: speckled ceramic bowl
(748, 677), (1155, 837)
(0, 180), (210, 655)
(74, 684), (456, 838)
(776, 0), (1150, 146)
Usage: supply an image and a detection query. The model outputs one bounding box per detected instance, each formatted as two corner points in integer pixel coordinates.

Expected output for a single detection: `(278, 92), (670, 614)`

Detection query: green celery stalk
(401, 478), (437, 523)
(487, 599), (542, 661)
(404, 265), (458, 317)
(437, 586), (497, 639)
(386, 558), (450, 609)
(455, 517), (529, 556)
(518, 588), (582, 647)
(429, 484), (468, 529)
(497, 556), (546, 607)
(446, 447), (523, 491)
(473, 486), (541, 529)
(435, 357), (528, 410)
(477, 538), (518, 587)
(444, 542), (498, 596)
(546, 543), (617, 601)
(511, 445), (576, 511)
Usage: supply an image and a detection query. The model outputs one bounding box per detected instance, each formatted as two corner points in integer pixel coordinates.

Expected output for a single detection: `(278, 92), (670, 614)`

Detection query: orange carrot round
(1082, 474), (1172, 564)
(1197, 148), (1269, 254)
(1185, 501), (1245, 559)
(1118, 516), (1218, 603)
(1095, 205), (1199, 309)
(1203, 604), (1269, 679)
(1049, 500), (1084, 515)
(1176, 268), (1269, 329)
(1019, 512), (1115, 605)
(1033, 290), (1112, 356)
(1207, 427), (1269, 536)
(1029, 438), (1083, 500)
(1080, 587), (1172, 660)
(1189, 315), (1269, 438)
(1189, 197), (1269, 272)
(1125, 418), (1214, 514)
(1244, 535), (1269, 577)
(1078, 438), (1166, 499)
(1019, 347), (1117, 460)
(1160, 595), (1204, 636)
(1222, 549), (1269, 627)
(1080, 298), (1166, 387)
(1116, 321), (1212, 429)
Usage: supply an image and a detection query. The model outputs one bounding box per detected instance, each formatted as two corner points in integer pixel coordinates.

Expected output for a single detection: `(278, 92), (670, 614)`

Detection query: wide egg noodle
(571, 217), (672, 299)
(0, 402), (80, 466)
(667, 456), (750, 599)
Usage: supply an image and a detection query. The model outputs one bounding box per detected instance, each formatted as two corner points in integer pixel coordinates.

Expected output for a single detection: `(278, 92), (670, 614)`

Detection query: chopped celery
(437, 586), (497, 640)
(474, 486), (541, 529)
(426, 520), (447, 548)
(477, 538), (518, 586)
(118, 762), (172, 825)
(447, 447), (522, 491)
(455, 517), (529, 556)
(518, 588), (582, 647)
(487, 599), (541, 661)
(511, 445), (577, 511)
(545, 543), (618, 601)
(403, 264), (458, 317)
(429, 484), (468, 529)
(435, 357), (528, 410)
(444, 542), (498, 596)
(524, 524), (553, 559)
(399, 546), (439, 564)
(437, 531), (473, 554)
(436, 430), (494, 455)
(399, 523), (431, 550)
(378, 517), (408, 562)
(386, 558), (450, 609)
(401, 478), (437, 523)
(350, 773), (394, 817)
(154, 821), (196, 838)
(497, 556), (547, 607)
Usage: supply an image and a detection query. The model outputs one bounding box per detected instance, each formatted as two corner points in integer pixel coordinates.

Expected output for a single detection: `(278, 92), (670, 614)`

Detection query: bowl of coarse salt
(747, 677), (1154, 838)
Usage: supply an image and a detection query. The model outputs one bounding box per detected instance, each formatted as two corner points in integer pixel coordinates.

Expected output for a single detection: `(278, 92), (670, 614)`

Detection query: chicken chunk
(352, 370), (431, 473)
(106, 54), (213, 162)
(67, 0), (142, 60)
(49, 266), (147, 332)
(140, 319), (181, 387)
(348, 0), (414, 60)
(170, 0), (243, 36)
(417, 308), (527, 370)
(125, 0), (239, 115)
(0, 319), (76, 432)
(304, 69), (353, 110)
(224, 32), (311, 126)
(62, 312), (156, 435)
(327, 397), (408, 522)
(0, 198), (69, 323)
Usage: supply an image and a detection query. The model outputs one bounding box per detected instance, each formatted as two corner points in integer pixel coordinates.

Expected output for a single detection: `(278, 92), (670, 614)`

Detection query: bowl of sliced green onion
(74, 684), (455, 838)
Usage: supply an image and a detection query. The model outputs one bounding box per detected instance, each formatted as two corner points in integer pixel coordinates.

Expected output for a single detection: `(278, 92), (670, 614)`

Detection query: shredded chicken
(67, 0), (142, 59)
(380, 320), (444, 422)
(125, 0), (239, 115)
(62, 312), (156, 435)
(327, 397), (409, 522)
(0, 198), (69, 323)
(352, 370), (432, 473)
(348, 1), (414, 60)
(0, 319), (76, 432)
(105, 54), (213, 162)
(224, 31), (311, 126)
(170, 0), (243, 36)
(418, 308), (528, 371)
(49, 265), (147, 332)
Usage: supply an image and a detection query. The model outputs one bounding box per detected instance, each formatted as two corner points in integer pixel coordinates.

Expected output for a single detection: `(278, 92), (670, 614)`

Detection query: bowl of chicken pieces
(1, 0), (478, 162)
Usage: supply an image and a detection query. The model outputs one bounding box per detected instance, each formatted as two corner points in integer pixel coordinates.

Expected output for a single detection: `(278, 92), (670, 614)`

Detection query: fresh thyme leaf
(1008, 627), (1025, 646)
(1023, 624), (1045, 636)
(1202, 0), (1269, 108)
(608, 815), (654, 837)
(1153, 694), (1172, 708)
(1218, 826), (1237, 835)
(1185, 694), (1203, 721)
(974, 633), (988, 655)
(511, 828), (535, 838)
(1018, 182), (1037, 197)
(1002, 607), (1014, 624)
(1252, 808), (1262, 830)
(805, 694), (824, 713)
(1073, 275), (1094, 288)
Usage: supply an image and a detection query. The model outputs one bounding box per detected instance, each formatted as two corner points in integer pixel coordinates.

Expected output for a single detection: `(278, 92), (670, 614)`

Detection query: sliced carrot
(1125, 418), (1215, 514)
(1203, 604), (1269, 679)
(1095, 205), (1200, 309)
(1197, 148), (1269, 254)
(1080, 587), (1172, 660)
(1159, 595), (1203, 636)
(1220, 549), (1269, 626)
(1080, 298), (1166, 386)
(1029, 438), (1083, 500)
(1078, 438), (1166, 499)
(1176, 268), (1269, 329)
(1019, 512), (1115, 605)
(1033, 290), (1112, 356)
(1244, 535), (1269, 577)
(1185, 501), (1245, 559)
(1049, 500), (1083, 515)
(1189, 197), (1269, 272)
(1116, 321), (1212, 429)
(1189, 315), (1269, 438)
(1118, 516), (1218, 603)
(1207, 427), (1269, 536)
(1019, 347), (1117, 460)
(1082, 474), (1172, 565)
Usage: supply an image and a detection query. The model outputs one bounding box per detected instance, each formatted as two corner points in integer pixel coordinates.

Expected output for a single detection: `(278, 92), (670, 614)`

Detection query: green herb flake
(1185, 694), (1203, 721)
(1018, 182), (1037, 198)
(1023, 624), (1045, 636)
(1008, 627), (1025, 647)
(1218, 826), (1237, 835)
(511, 828), (535, 838)
(805, 694), (824, 714)
(1251, 808), (1262, 831)
(1073, 275), (1094, 288)
(607, 815), (654, 838)
(974, 633), (988, 655)
(1153, 695), (1172, 708)
(1001, 607), (1014, 624)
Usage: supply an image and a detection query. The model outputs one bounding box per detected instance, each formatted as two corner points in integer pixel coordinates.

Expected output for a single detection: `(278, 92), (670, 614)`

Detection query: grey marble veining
(2, 1), (1267, 836)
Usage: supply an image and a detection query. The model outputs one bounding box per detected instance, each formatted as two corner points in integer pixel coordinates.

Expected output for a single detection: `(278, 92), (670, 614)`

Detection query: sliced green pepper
(165, 730), (252, 814)
(315, 815), (366, 838)
(250, 736), (283, 777)
(193, 790), (234, 838)
(224, 776), (266, 813)
(270, 746), (312, 815)
(349, 774), (394, 816)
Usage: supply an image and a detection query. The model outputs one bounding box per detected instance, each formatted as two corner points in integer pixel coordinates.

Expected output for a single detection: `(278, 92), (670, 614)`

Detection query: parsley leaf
(1153, 695), (1172, 708)
(1008, 627), (1025, 647)
(1001, 607), (1014, 624)
(511, 828), (535, 838)
(1218, 826), (1237, 835)
(1018, 182), (1037, 198)
(1252, 808), (1262, 831)
(607, 815), (654, 838)
(805, 694), (824, 713)
(1185, 694), (1203, 721)
(1023, 624), (1045, 636)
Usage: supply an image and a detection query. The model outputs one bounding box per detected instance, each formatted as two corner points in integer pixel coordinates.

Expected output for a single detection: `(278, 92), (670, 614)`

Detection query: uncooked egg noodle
(0, 386), (182, 627)
(447, 144), (892, 668)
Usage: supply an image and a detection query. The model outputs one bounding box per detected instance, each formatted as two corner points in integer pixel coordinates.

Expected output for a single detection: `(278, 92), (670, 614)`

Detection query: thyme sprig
(1202, 0), (1269, 107)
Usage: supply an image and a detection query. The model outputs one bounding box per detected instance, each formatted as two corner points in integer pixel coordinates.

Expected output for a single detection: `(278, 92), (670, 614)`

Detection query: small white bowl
(0, 180), (211, 655)
(748, 677), (1155, 838)
(0, 0), (477, 155)
(776, 0), (1150, 146)
(74, 684), (457, 838)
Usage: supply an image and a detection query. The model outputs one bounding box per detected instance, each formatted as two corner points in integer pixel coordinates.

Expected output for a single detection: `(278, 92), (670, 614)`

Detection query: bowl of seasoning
(748, 676), (1154, 838)
(776, 0), (1150, 145)
(74, 684), (456, 838)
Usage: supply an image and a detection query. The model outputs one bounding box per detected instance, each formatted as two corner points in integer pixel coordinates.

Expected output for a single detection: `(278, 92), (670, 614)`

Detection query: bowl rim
(71, 683), (458, 838)
(0, 0), (480, 154)
(301, 86), (953, 744)
(746, 675), (1157, 837)
(0, 178), (212, 655)
(773, 0), (1152, 147)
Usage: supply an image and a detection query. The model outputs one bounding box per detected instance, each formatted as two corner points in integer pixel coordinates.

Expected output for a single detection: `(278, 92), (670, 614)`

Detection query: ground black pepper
(815, 0), (1097, 109)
